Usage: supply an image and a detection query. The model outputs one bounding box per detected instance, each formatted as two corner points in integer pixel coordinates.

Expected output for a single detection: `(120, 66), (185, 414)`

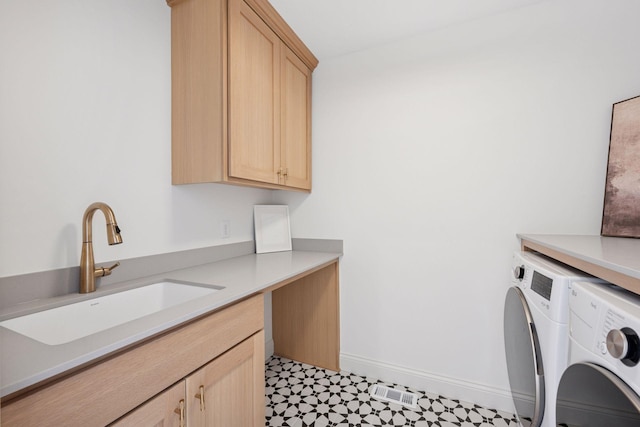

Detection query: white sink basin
(0, 281), (222, 345)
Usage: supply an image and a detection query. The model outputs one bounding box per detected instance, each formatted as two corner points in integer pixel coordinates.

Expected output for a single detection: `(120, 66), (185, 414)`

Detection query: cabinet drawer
(111, 382), (185, 427)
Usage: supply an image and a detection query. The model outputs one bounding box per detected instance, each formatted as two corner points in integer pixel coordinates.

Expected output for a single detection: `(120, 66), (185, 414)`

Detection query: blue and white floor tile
(265, 356), (519, 427)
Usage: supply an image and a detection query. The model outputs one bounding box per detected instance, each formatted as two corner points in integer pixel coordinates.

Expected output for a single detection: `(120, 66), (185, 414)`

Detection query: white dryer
(504, 252), (604, 427)
(556, 281), (640, 426)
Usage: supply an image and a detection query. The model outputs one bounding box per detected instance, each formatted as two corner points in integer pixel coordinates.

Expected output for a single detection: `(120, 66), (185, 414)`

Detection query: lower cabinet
(113, 331), (265, 427)
(187, 332), (264, 426)
(1, 294), (264, 427)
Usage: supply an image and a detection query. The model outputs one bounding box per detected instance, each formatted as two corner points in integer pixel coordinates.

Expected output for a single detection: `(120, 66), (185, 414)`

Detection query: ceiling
(269, 0), (550, 60)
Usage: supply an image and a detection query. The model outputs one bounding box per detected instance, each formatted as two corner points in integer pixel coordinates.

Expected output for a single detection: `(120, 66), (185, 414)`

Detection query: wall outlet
(220, 220), (230, 239)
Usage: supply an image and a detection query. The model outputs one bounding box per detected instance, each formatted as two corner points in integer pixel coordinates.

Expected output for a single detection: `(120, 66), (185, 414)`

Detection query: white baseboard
(340, 352), (516, 414)
(265, 338), (274, 361)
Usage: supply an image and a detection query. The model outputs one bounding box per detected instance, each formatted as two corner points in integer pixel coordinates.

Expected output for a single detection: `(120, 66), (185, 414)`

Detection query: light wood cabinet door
(228, 0), (312, 190)
(111, 382), (185, 427)
(228, 0), (281, 185)
(187, 330), (265, 427)
(280, 45), (311, 190)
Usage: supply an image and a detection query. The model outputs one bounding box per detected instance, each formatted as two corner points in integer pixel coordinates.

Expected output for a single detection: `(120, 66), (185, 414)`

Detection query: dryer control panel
(568, 281), (640, 395)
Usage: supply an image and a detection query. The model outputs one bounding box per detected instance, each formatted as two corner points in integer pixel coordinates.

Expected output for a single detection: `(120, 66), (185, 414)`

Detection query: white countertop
(0, 249), (341, 398)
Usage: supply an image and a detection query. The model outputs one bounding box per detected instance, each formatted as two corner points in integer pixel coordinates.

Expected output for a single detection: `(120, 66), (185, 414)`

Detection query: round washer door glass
(557, 363), (640, 427)
(504, 287), (544, 427)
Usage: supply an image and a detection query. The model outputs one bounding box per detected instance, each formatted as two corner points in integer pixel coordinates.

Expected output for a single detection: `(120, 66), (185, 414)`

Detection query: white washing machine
(556, 281), (640, 426)
(504, 252), (604, 427)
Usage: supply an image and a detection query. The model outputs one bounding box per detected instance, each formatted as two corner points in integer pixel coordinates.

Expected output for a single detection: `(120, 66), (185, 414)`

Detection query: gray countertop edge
(0, 238), (343, 398)
(0, 238), (343, 312)
(517, 234), (640, 280)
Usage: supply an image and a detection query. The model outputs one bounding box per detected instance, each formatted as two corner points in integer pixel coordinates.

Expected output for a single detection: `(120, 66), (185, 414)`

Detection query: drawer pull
(174, 399), (185, 427)
(195, 385), (206, 411)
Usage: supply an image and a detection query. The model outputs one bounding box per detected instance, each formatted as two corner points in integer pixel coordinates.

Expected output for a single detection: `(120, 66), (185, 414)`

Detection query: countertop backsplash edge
(0, 238), (341, 310)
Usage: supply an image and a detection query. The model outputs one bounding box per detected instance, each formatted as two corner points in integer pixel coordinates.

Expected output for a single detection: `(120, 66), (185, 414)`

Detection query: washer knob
(513, 265), (525, 280)
(607, 329), (629, 359)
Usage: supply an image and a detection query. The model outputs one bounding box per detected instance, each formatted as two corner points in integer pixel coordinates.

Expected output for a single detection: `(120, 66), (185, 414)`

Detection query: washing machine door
(504, 286), (544, 427)
(556, 363), (640, 427)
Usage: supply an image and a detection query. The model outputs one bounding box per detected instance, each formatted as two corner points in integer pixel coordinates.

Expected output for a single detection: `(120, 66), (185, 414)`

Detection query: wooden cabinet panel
(273, 262), (340, 371)
(111, 382), (185, 427)
(281, 45), (311, 190)
(169, 0), (226, 184)
(187, 331), (265, 427)
(228, 0), (281, 185)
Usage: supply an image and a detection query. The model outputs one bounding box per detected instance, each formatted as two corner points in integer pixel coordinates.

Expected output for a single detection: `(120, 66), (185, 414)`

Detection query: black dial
(513, 265), (525, 280)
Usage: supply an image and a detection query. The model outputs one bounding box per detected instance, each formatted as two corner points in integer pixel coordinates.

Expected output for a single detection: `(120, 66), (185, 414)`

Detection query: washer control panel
(512, 251), (602, 324)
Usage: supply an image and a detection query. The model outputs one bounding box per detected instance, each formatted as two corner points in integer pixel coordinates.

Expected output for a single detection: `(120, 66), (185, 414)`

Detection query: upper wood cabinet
(168, 0), (317, 191)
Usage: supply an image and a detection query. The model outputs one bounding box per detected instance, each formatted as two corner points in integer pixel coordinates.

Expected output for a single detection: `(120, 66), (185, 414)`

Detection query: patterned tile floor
(265, 356), (519, 427)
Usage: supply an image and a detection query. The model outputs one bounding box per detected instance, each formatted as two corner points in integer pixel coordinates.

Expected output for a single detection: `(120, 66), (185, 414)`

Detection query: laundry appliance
(504, 251), (604, 427)
(556, 280), (640, 426)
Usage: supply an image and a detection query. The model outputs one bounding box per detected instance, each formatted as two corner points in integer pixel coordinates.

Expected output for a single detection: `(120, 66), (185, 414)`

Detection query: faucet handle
(107, 261), (120, 271)
(95, 261), (121, 277)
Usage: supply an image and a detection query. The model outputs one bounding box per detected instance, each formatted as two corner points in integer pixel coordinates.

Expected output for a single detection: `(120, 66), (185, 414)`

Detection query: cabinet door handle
(174, 399), (185, 427)
(277, 167), (289, 182)
(195, 385), (206, 411)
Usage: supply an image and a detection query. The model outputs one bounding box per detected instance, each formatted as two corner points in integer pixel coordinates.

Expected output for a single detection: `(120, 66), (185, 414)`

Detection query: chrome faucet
(79, 202), (123, 293)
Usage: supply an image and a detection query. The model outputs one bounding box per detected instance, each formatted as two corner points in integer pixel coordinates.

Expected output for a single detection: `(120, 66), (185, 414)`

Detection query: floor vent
(370, 384), (418, 409)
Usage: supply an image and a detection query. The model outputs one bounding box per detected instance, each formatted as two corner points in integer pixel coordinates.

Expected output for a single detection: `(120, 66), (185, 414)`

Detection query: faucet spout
(80, 202), (123, 293)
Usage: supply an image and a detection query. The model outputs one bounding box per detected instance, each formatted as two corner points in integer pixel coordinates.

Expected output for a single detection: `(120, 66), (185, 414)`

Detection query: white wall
(0, 0), (272, 278)
(275, 0), (640, 411)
